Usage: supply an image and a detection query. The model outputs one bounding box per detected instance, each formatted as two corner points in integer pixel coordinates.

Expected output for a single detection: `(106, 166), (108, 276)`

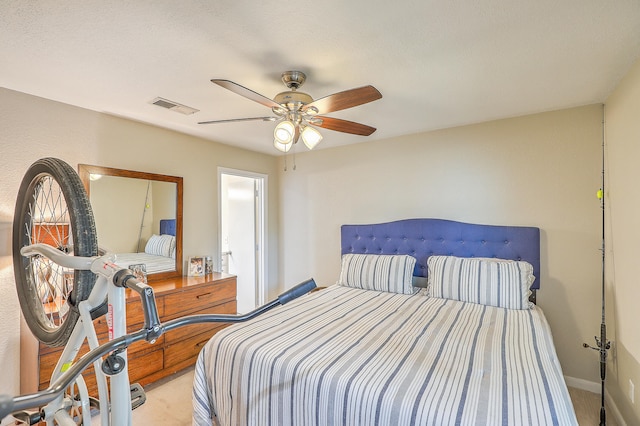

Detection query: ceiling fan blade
(211, 79), (282, 109)
(198, 116), (276, 125)
(302, 85), (382, 114)
(313, 116), (377, 136)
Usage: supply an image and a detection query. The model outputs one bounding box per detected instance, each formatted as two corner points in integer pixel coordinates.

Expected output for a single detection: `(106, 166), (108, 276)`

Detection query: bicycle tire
(13, 158), (98, 347)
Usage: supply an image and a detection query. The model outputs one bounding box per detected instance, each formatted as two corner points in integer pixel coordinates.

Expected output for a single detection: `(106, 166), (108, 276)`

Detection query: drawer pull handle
(196, 292), (212, 299)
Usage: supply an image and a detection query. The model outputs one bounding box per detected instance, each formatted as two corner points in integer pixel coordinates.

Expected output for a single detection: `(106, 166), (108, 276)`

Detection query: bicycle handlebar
(278, 278), (317, 305)
(21, 244), (95, 271)
(0, 278), (316, 421)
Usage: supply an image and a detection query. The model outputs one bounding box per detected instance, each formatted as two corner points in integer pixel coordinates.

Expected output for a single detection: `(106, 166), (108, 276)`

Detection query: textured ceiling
(2, 1), (640, 155)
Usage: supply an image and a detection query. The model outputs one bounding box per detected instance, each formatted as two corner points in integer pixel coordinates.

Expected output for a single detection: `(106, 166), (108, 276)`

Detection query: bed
(192, 218), (577, 425)
(112, 219), (176, 275)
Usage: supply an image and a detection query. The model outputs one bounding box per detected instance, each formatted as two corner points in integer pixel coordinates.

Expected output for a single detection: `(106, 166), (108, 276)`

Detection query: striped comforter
(193, 285), (577, 425)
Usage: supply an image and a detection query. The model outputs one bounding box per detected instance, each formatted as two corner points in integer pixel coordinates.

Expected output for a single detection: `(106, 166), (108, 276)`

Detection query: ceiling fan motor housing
(274, 91), (313, 109)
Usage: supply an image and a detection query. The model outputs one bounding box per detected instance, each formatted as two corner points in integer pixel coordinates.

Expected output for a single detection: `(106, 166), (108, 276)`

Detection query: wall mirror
(78, 164), (183, 281)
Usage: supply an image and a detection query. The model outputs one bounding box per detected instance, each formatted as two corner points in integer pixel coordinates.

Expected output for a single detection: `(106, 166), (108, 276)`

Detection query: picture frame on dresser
(205, 256), (213, 275)
(188, 256), (205, 277)
(128, 263), (148, 284)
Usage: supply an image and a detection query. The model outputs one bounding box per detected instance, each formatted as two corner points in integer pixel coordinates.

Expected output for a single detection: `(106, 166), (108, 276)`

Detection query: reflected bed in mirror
(78, 164), (183, 281)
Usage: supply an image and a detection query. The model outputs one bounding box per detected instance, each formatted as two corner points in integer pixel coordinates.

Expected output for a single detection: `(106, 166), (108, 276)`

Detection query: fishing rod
(583, 104), (610, 426)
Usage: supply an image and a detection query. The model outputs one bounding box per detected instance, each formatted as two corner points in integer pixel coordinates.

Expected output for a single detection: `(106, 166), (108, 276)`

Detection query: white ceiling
(2, 1), (640, 155)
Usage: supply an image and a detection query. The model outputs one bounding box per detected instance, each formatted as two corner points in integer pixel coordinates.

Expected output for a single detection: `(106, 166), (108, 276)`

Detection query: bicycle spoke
(23, 176), (75, 329)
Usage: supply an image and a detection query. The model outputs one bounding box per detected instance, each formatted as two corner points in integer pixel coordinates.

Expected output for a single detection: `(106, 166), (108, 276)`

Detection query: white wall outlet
(629, 379), (635, 404)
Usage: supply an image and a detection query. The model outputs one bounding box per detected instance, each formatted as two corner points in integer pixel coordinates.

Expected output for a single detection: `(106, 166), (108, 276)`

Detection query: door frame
(218, 167), (267, 307)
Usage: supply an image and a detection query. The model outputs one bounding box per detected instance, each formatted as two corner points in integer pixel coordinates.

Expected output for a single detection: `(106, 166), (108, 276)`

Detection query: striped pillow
(338, 254), (417, 295)
(427, 255), (534, 309)
(145, 234), (175, 257)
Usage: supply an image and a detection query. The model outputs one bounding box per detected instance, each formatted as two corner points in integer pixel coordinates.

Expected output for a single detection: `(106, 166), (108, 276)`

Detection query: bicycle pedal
(130, 382), (147, 410)
(10, 410), (42, 425)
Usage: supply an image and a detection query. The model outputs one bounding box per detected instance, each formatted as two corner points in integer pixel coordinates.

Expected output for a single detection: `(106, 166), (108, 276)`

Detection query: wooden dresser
(20, 272), (237, 395)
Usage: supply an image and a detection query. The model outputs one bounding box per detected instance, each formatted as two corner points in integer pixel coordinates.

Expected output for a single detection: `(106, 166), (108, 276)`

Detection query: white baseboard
(565, 375), (626, 426)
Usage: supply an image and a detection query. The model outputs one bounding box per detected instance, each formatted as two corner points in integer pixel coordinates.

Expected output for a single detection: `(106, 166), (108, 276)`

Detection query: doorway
(219, 168), (266, 314)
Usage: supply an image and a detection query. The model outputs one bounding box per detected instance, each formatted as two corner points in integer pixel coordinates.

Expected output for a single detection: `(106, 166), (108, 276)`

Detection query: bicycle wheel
(13, 157), (98, 347)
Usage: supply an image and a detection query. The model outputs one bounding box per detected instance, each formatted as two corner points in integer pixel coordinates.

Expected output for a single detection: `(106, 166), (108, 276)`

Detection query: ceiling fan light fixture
(301, 126), (323, 150)
(274, 120), (295, 144)
(273, 139), (292, 153)
(305, 106), (319, 115)
(202, 72), (383, 154)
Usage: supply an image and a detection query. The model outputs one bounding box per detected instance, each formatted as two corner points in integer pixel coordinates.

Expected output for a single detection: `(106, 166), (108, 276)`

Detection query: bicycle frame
(0, 243), (316, 425)
(22, 244), (135, 425)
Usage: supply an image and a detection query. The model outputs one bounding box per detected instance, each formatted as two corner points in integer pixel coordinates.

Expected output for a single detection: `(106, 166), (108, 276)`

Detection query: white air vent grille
(150, 97), (199, 115)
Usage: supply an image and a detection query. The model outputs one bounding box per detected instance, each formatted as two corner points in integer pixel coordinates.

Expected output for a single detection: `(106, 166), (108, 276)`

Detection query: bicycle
(0, 158), (316, 425)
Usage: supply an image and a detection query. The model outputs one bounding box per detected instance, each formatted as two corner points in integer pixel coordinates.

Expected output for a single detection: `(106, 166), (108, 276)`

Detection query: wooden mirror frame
(78, 164), (183, 281)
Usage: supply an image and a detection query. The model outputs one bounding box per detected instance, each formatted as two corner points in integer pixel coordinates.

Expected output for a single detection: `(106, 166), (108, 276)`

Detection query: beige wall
(604, 56), (640, 424)
(90, 175), (164, 253)
(278, 105), (604, 386)
(0, 88), (280, 395)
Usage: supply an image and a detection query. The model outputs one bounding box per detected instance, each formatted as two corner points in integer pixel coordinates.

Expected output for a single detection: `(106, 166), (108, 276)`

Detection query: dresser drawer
(64, 349), (163, 398)
(39, 351), (62, 388)
(39, 340), (99, 386)
(39, 340), (164, 388)
(164, 301), (236, 344)
(129, 348), (164, 383)
(163, 279), (236, 318)
(164, 327), (226, 368)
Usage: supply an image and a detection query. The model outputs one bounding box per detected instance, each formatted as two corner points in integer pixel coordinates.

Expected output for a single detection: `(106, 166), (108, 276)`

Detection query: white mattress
(193, 285), (577, 425)
(112, 252), (175, 275)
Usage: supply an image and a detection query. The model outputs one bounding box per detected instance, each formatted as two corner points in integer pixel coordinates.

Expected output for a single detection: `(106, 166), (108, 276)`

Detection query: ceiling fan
(198, 71), (382, 152)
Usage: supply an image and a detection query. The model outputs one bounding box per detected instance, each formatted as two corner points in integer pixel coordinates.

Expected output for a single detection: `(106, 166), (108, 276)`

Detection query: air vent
(150, 97), (199, 115)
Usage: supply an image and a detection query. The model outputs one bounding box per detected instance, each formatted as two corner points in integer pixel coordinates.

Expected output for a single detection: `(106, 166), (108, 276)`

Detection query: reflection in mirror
(78, 164), (183, 281)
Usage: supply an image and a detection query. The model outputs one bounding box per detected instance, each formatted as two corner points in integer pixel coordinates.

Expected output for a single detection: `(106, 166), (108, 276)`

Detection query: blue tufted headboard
(160, 219), (176, 236)
(341, 218), (541, 292)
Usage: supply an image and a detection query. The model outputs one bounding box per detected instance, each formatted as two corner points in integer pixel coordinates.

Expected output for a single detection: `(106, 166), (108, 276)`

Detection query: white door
(220, 170), (266, 314)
